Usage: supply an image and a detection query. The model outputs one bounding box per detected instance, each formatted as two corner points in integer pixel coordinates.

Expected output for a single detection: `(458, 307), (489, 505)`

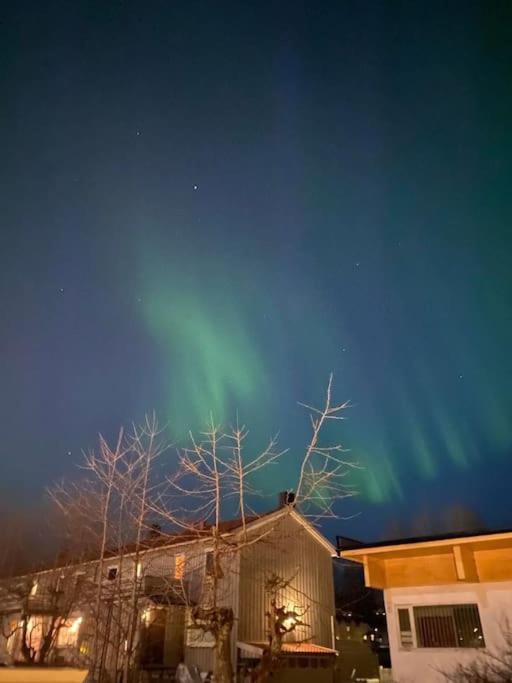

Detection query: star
(136, 130), (141, 136)
(355, 262), (360, 268)
(67, 451), (72, 456)
(458, 374), (464, 380)
(193, 184), (198, 190)
(59, 287), (65, 293)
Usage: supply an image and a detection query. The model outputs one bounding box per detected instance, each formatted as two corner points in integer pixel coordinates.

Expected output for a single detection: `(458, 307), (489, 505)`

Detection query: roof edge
(340, 528), (512, 559)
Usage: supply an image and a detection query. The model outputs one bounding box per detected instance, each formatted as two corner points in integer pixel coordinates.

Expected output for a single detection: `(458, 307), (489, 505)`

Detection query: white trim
(230, 507), (336, 555)
(237, 641), (264, 657)
(289, 509), (337, 555)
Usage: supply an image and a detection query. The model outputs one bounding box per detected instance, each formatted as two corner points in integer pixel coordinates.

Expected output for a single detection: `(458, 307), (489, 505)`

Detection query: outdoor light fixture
(70, 616), (83, 634)
(282, 615), (297, 631)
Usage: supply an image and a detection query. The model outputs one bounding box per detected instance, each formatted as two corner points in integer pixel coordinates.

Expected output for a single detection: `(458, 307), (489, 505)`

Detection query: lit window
(30, 581), (38, 596)
(25, 617), (43, 651)
(175, 554), (185, 580)
(412, 604), (485, 648)
(141, 608), (152, 625)
(57, 617), (82, 648)
(137, 561), (143, 578)
(6, 620), (18, 654)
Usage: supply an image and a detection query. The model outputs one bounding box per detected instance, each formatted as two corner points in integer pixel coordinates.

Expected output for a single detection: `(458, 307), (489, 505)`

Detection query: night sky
(2, 1), (512, 541)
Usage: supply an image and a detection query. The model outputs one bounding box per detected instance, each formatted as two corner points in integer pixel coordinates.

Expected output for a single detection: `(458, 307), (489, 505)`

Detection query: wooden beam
(453, 545), (479, 582)
(362, 555), (386, 588)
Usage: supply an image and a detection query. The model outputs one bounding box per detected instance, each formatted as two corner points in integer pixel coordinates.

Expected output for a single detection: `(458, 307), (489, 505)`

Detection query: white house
(340, 529), (512, 683)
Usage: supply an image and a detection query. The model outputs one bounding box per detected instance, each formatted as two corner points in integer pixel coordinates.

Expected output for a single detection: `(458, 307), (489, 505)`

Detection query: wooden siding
(474, 547), (512, 582)
(344, 533), (512, 589)
(384, 552), (456, 588)
(184, 645), (214, 672)
(238, 514), (334, 648)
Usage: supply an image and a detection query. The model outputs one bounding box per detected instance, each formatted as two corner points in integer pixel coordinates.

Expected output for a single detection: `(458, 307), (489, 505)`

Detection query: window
(107, 566), (118, 581)
(6, 620), (18, 654)
(57, 617), (82, 648)
(413, 604), (485, 648)
(205, 551), (214, 575)
(174, 554), (185, 580)
(75, 572), (86, 592)
(397, 608), (413, 648)
(30, 580), (38, 596)
(25, 617), (43, 651)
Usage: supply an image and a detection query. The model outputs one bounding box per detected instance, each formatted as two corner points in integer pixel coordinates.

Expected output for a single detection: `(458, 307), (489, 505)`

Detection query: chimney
(278, 490), (296, 508)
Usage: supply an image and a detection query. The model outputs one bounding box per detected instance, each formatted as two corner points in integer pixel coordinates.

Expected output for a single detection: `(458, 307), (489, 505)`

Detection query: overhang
(340, 530), (512, 589)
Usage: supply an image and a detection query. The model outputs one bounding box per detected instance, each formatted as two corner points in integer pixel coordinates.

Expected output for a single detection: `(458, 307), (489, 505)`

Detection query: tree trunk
(215, 611), (234, 683)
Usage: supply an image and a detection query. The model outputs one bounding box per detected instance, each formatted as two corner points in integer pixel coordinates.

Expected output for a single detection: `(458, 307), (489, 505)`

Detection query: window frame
(397, 606), (414, 649)
(396, 603), (485, 650)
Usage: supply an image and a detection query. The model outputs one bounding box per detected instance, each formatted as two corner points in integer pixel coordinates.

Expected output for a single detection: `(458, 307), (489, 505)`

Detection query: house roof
(240, 641), (337, 656)
(337, 527), (512, 553)
(117, 506), (336, 555)
(8, 506), (336, 579)
(278, 643), (337, 655)
(340, 528), (512, 589)
(338, 528), (512, 557)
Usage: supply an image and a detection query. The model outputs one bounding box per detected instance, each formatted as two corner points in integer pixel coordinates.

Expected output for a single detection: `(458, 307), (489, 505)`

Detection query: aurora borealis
(2, 1), (512, 539)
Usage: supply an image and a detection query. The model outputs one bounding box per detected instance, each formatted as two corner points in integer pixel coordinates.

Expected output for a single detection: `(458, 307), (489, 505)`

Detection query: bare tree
(441, 624), (512, 682)
(0, 561), (93, 667)
(148, 373), (356, 683)
(246, 572), (309, 682)
(38, 374), (355, 683)
(50, 415), (167, 683)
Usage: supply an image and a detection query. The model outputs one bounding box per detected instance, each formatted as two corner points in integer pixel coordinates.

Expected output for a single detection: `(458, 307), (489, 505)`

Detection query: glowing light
(282, 615), (297, 631)
(174, 553), (186, 580)
(70, 616), (82, 634)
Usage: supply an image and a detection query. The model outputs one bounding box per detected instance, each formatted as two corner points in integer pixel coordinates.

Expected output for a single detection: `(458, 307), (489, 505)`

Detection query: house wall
(0, 511), (336, 676)
(385, 580), (512, 683)
(238, 514), (335, 648)
(184, 645), (215, 673)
